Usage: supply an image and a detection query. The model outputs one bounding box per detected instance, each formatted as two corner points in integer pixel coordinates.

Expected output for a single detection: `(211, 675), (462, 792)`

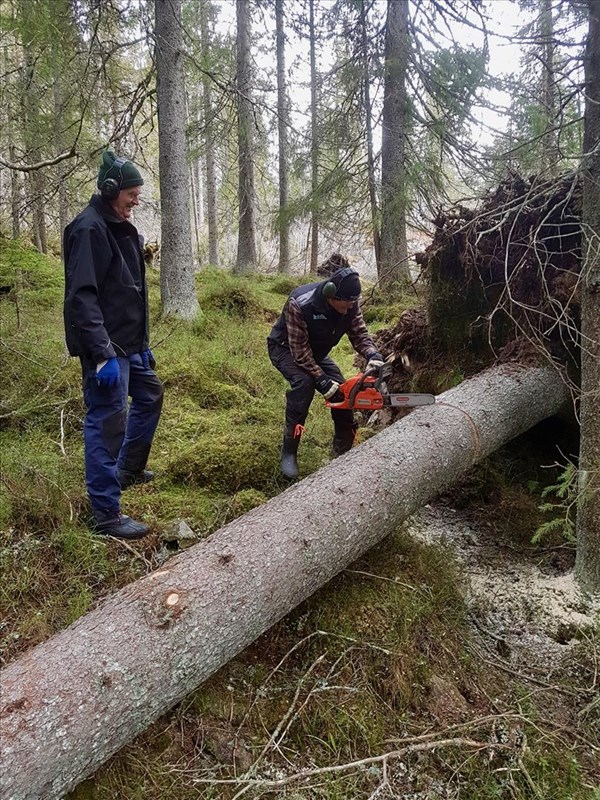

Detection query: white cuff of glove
(323, 381), (341, 400)
(367, 358), (385, 369)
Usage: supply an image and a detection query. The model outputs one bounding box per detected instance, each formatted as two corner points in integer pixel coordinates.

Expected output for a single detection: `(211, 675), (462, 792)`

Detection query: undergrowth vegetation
(1, 238), (597, 799)
(0, 240), (360, 664)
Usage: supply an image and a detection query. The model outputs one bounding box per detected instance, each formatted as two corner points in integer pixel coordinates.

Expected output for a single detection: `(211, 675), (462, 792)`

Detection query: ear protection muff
(101, 156), (129, 200)
(322, 281), (337, 298)
(323, 266), (359, 299)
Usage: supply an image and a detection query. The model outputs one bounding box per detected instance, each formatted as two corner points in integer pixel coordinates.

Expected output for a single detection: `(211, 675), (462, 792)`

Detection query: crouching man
(267, 260), (383, 478)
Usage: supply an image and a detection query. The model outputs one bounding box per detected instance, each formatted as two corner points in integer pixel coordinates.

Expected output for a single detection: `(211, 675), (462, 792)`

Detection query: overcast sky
(213, 0), (534, 147)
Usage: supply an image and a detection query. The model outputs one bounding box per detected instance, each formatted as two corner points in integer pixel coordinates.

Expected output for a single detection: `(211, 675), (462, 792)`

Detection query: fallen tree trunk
(0, 364), (569, 800)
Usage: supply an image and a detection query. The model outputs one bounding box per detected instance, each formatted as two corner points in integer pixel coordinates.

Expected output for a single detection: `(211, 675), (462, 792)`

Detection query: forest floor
(75, 461), (599, 800)
(2, 238), (598, 800)
(411, 502), (596, 667)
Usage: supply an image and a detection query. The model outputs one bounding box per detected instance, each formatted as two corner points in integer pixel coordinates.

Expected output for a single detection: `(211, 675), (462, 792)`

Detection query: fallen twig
(192, 736), (497, 794)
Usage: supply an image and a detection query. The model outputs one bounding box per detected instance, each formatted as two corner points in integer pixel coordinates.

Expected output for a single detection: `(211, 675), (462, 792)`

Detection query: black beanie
(97, 150), (144, 191)
(332, 268), (361, 300)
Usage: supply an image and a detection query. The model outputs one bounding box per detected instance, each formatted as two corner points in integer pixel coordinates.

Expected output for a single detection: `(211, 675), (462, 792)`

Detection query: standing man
(63, 151), (164, 539)
(267, 259), (384, 478)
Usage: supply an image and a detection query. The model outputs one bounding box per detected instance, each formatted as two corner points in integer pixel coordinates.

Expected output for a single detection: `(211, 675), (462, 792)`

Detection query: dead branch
(0, 148), (77, 172)
(190, 736), (500, 795)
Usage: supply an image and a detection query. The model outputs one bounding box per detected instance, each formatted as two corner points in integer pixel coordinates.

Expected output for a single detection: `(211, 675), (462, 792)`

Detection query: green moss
(0, 431), (85, 533)
(64, 585), (95, 624)
(0, 236), (63, 291)
(269, 275), (303, 295)
(134, 485), (220, 536)
(197, 269), (265, 319)
(361, 282), (417, 325)
(0, 242), (81, 433)
(169, 427), (280, 492)
(161, 369), (250, 409)
(0, 523), (115, 663)
(228, 488), (268, 517)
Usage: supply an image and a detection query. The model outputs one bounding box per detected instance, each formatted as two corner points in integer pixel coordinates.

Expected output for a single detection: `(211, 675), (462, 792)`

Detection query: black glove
(365, 352), (385, 376)
(315, 375), (344, 402)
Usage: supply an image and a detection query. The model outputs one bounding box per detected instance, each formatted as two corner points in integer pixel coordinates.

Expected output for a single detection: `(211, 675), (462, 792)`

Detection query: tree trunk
(379, 0), (410, 287)
(540, 0), (559, 175)
(28, 171), (47, 254)
(197, 156), (204, 228)
(155, 0), (200, 319)
(234, 0), (257, 274)
(575, 0), (600, 593)
(185, 88), (201, 258)
(200, 0), (219, 267)
(20, 22), (47, 254)
(2, 36), (21, 239)
(0, 363), (569, 800)
(360, 0), (381, 272)
(309, 0), (319, 273)
(9, 141), (21, 239)
(276, 0), (291, 274)
(188, 148), (200, 258)
(53, 76), (69, 258)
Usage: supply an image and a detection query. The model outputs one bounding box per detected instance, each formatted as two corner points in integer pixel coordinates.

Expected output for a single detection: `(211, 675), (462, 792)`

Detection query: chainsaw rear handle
(326, 393), (352, 409)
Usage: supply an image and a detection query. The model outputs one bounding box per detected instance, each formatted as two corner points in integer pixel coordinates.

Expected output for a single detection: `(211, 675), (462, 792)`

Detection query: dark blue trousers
(267, 341), (355, 435)
(81, 354), (164, 516)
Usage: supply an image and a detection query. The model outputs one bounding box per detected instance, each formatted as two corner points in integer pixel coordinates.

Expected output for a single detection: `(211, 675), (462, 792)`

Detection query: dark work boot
(117, 468), (154, 490)
(92, 509), (149, 540)
(331, 428), (356, 458)
(281, 425), (303, 479)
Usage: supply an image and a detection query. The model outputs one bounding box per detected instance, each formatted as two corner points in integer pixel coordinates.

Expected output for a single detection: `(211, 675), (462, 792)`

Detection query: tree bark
(234, 0), (257, 274)
(185, 88), (201, 257)
(575, 0), (600, 593)
(155, 0), (200, 319)
(540, 0), (559, 176)
(2, 35), (21, 239)
(53, 76), (69, 259)
(309, 0), (319, 273)
(200, 0), (219, 267)
(20, 8), (47, 254)
(188, 145), (200, 257)
(9, 141), (21, 239)
(379, 0), (410, 287)
(360, 0), (381, 272)
(0, 363), (569, 800)
(276, 0), (291, 274)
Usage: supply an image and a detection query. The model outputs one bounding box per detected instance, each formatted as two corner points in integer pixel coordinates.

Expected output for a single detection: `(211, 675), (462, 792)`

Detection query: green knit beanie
(97, 150), (144, 191)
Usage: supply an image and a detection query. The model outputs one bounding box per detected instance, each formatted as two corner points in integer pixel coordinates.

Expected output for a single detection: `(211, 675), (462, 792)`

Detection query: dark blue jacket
(63, 195), (149, 363)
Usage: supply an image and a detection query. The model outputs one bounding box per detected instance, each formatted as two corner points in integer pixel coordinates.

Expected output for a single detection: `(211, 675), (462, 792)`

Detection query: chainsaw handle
(348, 371), (375, 408)
(364, 362), (392, 387)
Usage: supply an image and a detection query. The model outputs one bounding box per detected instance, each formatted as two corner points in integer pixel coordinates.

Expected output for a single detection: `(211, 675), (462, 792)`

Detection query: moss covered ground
(0, 238), (598, 799)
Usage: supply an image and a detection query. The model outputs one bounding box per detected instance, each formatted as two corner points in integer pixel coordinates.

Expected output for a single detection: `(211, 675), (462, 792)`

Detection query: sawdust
(407, 504), (598, 667)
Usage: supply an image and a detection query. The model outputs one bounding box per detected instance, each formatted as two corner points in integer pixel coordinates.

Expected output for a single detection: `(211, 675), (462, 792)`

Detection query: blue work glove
(96, 357), (120, 388)
(315, 375), (344, 403)
(140, 348), (156, 370)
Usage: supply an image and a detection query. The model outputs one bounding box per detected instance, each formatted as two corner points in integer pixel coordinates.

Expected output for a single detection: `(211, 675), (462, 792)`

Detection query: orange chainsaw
(325, 365), (436, 411)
